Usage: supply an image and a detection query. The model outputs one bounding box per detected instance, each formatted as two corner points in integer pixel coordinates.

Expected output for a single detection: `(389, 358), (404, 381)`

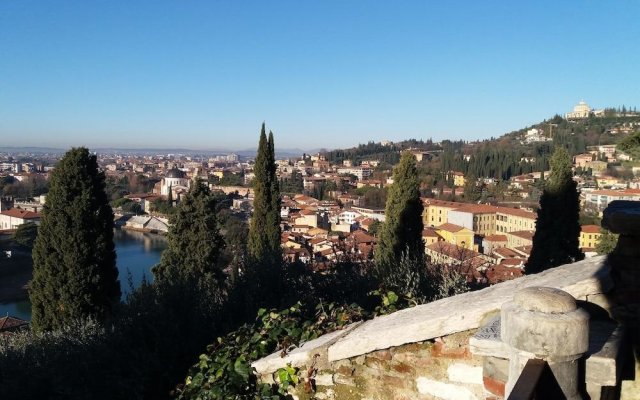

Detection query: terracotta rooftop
(422, 228), (442, 238)
(426, 242), (481, 260)
(581, 224), (601, 234)
(0, 208), (41, 219)
(496, 207), (537, 220)
(349, 230), (375, 244)
(493, 247), (523, 259)
(484, 234), (508, 242)
(436, 222), (467, 233)
(508, 230), (534, 240)
(0, 315), (29, 332)
(422, 198), (466, 209)
(452, 204), (498, 214)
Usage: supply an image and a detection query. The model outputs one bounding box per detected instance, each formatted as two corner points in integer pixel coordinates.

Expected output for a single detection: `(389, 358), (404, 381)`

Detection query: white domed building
(160, 168), (190, 197)
(565, 100), (592, 119)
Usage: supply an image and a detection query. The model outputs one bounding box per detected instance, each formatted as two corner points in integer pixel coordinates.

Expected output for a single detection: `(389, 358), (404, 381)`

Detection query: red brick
(483, 375), (505, 397)
(391, 362), (415, 375)
(382, 375), (409, 389)
(336, 365), (354, 376)
(368, 349), (393, 360)
(431, 341), (471, 359)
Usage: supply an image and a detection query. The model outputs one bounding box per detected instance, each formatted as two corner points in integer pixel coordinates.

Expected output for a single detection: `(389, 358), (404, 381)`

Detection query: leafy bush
(175, 302), (367, 399)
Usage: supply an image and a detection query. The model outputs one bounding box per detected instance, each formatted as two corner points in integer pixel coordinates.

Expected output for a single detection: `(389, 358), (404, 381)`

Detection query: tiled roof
(0, 316), (28, 331)
(508, 230), (534, 240)
(581, 225), (601, 234)
(484, 234), (508, 242)
(436, 222), (467, 233)
(422, 198), (466, 208)
(422, 228), (442, 238)
(451, 204), (498, 214)
(0, 208), (41, 219)
(496, 207), (536, 220)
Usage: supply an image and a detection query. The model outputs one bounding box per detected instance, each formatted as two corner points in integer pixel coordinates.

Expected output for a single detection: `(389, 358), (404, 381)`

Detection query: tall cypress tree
(247, 123), (281, 266)
(30, 147), (120, 331)
(375, 152), (424, 270)
(526, 146), (583, 274)
(153, 179), (225, 287)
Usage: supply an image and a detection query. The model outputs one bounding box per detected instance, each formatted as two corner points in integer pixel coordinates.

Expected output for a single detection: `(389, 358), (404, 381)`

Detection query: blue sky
(1, 1), (638, 151)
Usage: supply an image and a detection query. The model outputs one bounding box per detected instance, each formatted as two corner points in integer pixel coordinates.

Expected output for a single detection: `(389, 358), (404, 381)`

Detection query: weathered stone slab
(328, 257), (610, 361)
(416, 377), (479, 400)
(252, 322), (361, 375)
(586, 320), (623, 387)
(447, 363), (483, 385)
(469, 315), (509, 358)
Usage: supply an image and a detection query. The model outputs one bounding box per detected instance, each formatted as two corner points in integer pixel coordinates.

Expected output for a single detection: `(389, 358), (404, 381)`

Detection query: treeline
(322, 139), (440, 166)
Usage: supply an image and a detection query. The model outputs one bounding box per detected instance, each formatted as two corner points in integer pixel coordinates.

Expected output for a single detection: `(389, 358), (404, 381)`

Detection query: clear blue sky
(1, 1), (638, 151)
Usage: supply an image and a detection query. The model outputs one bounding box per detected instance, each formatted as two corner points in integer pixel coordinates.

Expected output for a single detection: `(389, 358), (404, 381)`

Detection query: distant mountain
(0, 146), (327, 159)
(236, 148), (327, 159)
(0, 146), (67, 154)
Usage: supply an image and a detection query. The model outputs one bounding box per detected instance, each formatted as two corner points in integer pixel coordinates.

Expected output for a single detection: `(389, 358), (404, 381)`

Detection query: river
(0, 229), (167, 321)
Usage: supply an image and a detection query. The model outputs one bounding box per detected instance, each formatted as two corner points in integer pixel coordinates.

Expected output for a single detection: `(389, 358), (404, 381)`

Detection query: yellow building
(447, 204), (498, 237)
(449, 171), (466, 187)
(436, 223), (475, 250)
(505, 230), (534, 249)
(495, 208), (536, 233)
(595, 176), (620, 187)
(422, 227), (443, 248)
(580, 225), (602, 250)
(422, 199), (466, 227)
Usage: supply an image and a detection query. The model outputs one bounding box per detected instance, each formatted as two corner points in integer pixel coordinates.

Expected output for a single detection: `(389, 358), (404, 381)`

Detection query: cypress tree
(526, 146), (584, 274)
(375, 152), (424, 270)
(30, 147), (120, 331)
(247, 123), (281, 266)
(153, 179), (225, 288)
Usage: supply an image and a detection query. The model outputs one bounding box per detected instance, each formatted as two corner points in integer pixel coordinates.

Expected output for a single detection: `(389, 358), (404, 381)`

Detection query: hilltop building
(565, 100), (605, 119)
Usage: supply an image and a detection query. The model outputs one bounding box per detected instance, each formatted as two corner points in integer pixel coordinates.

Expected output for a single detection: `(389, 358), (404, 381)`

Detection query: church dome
(574, 100), (590, 112)
(165, 168), (186, 179)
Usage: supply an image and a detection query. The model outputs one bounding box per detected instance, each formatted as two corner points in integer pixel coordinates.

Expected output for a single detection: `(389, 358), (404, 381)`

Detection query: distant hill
(323, 108), (640, 180)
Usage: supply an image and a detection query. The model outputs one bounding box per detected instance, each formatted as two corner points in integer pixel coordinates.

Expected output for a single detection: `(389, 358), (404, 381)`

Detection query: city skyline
(1, 1), (638, 150)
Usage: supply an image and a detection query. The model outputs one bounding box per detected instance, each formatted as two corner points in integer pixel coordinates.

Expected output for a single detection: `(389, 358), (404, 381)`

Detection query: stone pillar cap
(602, 200), (640, 235)
(514, 287), (577, 313)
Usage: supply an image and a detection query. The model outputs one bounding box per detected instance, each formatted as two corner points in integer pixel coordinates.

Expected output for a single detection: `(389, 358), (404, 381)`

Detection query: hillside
(322, 107), (640, 180)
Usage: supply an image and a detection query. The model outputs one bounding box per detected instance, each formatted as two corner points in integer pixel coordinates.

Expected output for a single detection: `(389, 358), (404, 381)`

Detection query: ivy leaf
(234, 356), (250, 381)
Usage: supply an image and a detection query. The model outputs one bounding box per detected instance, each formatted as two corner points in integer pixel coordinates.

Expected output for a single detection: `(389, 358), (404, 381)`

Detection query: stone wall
(252, 256), (613, 400)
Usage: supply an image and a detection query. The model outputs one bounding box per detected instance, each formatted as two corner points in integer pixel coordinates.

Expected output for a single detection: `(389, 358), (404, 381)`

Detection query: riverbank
(121, 225), (167, 235)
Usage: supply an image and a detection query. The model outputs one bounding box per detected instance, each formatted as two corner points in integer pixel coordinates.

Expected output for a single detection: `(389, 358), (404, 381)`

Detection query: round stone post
(501, 287), (589, 399)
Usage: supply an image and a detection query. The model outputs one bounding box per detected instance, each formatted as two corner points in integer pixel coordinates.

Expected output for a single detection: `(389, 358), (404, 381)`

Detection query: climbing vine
(175, 301), (367, 399)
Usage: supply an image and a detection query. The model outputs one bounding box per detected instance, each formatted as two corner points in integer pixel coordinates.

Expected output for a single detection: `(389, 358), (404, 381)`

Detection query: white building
(565, 100), (604, 120)
(161, 168), (190, 197)
(337, 166), (372, 180)
(585, 189), (640, 211)
(0, 209), (41, 230)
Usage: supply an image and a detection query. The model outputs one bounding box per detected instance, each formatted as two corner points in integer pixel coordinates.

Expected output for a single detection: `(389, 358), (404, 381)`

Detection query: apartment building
(495, 207), (536, 233)
(579, 225), (602, 250)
